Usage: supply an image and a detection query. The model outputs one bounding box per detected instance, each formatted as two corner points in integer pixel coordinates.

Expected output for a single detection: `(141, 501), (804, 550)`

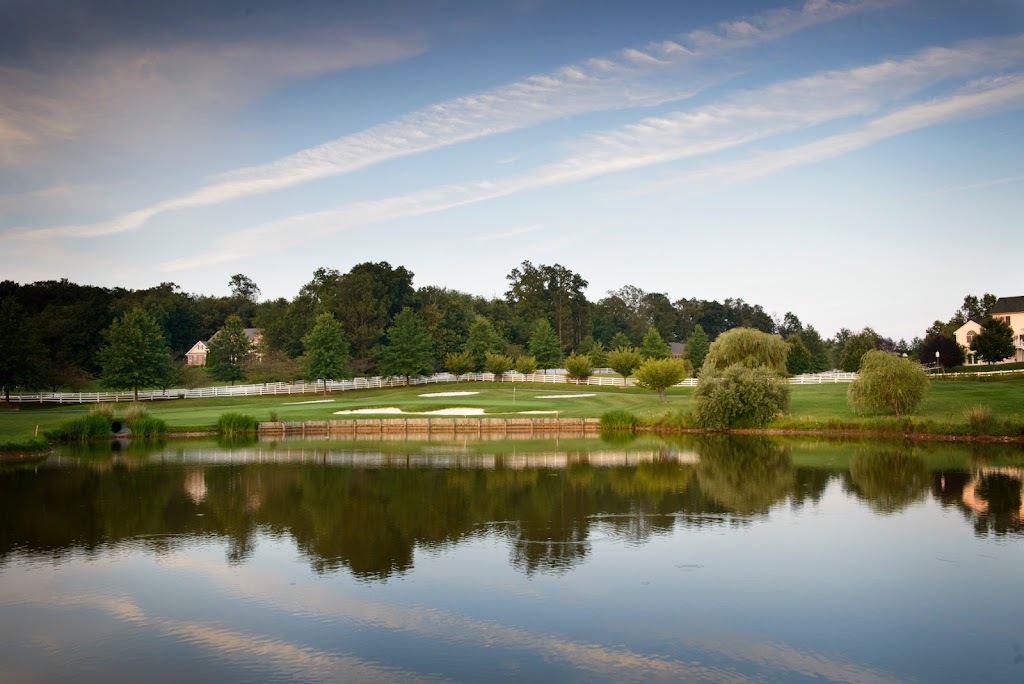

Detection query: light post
(935, 350), (940, 373)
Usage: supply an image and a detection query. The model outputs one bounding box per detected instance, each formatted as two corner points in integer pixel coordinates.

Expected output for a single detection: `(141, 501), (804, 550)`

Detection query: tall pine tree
(377, 308), (435, 384)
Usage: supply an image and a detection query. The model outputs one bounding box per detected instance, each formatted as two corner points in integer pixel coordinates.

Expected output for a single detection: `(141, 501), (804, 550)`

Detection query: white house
(953, 296), (1024, 365)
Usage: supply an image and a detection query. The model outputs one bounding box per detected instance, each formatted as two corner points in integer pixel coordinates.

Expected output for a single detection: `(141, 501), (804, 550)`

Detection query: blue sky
(1, 0), (1022, 341)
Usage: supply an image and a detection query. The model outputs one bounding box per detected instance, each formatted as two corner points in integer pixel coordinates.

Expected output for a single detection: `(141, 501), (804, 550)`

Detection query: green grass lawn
(3, 377), (1023, 444)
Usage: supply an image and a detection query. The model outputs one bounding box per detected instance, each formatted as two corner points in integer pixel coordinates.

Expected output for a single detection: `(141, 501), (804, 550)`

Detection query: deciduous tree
(302, 312), (352, 393)
(693, 366), (790, 428)
(207, 315), (250, 384)
(702, 327), (788, 374)
(607, 347), (643, 386)
(484, 352), (514, 380)
(377, 308), (435, 384)
(847, 350), (928, 417)
(97, 307), (175, 401)
(444, 351), (474, 379)
(633, 357), (687, 402)
(972, 317), (1015, 364)
(564, 352), (593, 384)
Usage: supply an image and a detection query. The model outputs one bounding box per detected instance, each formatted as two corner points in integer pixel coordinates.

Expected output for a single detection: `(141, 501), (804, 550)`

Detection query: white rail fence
(5, 370), (859, 405)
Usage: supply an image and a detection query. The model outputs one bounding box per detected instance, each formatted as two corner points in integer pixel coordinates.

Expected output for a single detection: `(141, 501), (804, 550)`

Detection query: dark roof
(990, 296), (1024, 315)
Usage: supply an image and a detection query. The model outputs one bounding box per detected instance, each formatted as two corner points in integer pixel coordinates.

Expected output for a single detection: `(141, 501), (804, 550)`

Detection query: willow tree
(701, 327), (789, 374)
(847, 350), (928, 417)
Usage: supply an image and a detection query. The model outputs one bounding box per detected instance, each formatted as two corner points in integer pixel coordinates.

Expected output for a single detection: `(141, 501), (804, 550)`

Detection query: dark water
(1, 435), (1022, 683)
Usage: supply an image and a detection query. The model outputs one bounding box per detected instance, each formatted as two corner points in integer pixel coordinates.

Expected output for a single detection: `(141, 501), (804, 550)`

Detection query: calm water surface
(1, 435), (1022, 683)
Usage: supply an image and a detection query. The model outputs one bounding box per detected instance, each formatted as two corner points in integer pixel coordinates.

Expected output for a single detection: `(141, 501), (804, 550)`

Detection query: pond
(1, 435), (1022, 683)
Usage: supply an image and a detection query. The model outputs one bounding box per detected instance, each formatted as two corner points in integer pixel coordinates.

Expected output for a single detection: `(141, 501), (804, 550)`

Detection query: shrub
(607, 347), (643, 386)
(847, 350), (928, 417)
(692, 365), (790, 429)
(600, 409), (638, 431)
(483, 352), (514, 380)
(216, 412), (259, 436)
(445, 351), (474, 378)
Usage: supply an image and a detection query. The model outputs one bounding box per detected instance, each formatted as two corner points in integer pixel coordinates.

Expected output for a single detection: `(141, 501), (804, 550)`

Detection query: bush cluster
(216, 412), (259, 436)
(692, 365), (790, 429)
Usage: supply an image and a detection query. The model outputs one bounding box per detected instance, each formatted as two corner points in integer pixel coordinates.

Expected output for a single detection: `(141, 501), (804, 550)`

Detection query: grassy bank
(2, 378), (1023, 443)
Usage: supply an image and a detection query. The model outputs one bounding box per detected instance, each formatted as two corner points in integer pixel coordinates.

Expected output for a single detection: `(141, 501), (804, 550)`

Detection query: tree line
(0, 261), (1000, 397)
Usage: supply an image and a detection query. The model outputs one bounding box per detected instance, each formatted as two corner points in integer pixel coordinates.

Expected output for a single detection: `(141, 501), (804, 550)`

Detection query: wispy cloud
(0, 28), (424, 169)
(6, 0), (891, 240)
(930, 174), (1024, 195)
(157, 36), (1024, 272)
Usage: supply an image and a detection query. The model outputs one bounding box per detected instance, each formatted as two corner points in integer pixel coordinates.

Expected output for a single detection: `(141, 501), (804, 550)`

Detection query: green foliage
(847, 350), (929, 417)
(918, 333), (964, 368)
(609, 331), (632, 351)
(577, 338), (608, 368)
(963, 405), (994, 435)
(702, 327), (789, 374)
(527, 319), (563, 369)
(464, 316), (506, 372)
(126, 416), (168, 437)
(46, 413), (112, 441)
(633, 357), (687, 402)
(506, 260), (590, 350)
(794, 326), (831, 373)
(444, 351), (474, 378)
(838, 329), (878, 372)
(216, 412), (259, 436)
(122, 403), (149, 422)
(686, 325), (710, 373)
(607, 347), (643, 386)
(693, 365), (791, 428)
(972, 317), (1015, 364)
(242, 351), (302, 384)
(639, 326), (670, 360)
(847, 449), (928, 514)
(377, 308), (435, 381)
(483, 351), (514, 379)
(515, 355), (538, 375)
(599, 409), (638, 431)
(0, 298), (48, 402)
(563, 352), (593, 382)
(302, 312), (352, 391)
(206, 315), (250, 384)
(786, 338), (811, 375)
(97, 307), (175, 400)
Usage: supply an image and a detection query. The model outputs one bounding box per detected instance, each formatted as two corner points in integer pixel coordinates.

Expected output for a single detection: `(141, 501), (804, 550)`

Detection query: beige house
(185, 328), (263, 366)
(953, 296), (1024, 365)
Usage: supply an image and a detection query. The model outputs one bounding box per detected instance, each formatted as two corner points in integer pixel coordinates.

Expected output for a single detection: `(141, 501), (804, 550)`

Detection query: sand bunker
(333, 407), (486, 416)
(418, 391), (480, 397)
(535, 393), (595, 399)
(281, 399), (335, 405)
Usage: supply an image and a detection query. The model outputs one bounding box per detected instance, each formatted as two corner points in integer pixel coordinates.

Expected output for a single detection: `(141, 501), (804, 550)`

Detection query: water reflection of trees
(4, 440), (1019, 580)
(693, 436), (798, 514)
(844, 449), (929, 514)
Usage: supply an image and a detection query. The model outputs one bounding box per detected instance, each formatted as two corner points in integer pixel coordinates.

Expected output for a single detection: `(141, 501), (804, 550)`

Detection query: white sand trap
(518, 410), (558, 414)
(281, 399), (335, 405)
(419, 391), (480, 397)
(536, 393), (596, 399)
(333, 407), (486, 416)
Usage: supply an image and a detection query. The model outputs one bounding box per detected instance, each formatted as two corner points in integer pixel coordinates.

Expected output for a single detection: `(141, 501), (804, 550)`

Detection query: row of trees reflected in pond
(1, 436), (1021, 579)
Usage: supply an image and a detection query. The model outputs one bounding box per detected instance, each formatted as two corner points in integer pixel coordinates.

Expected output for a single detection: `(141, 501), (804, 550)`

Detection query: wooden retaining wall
(258, 417), (601, 436)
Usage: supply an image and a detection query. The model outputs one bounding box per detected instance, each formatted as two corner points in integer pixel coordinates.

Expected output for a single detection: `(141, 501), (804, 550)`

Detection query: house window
(966, 331), (976, 344)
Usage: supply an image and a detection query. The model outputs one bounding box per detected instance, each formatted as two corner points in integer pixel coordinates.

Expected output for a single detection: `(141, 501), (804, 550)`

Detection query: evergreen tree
(686, 324), (710, 373)
(97, 307), (174, 401)
(639, 326), (670, 360)
(377, 308), (435, 384)
(464, 316), (505, 371)
(609, 331), (632, 351)
(207, 315), (250, 384)
(528, 319), (563, 369)
(786, 338), (811, 375)
(302, 312), (352, 393)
